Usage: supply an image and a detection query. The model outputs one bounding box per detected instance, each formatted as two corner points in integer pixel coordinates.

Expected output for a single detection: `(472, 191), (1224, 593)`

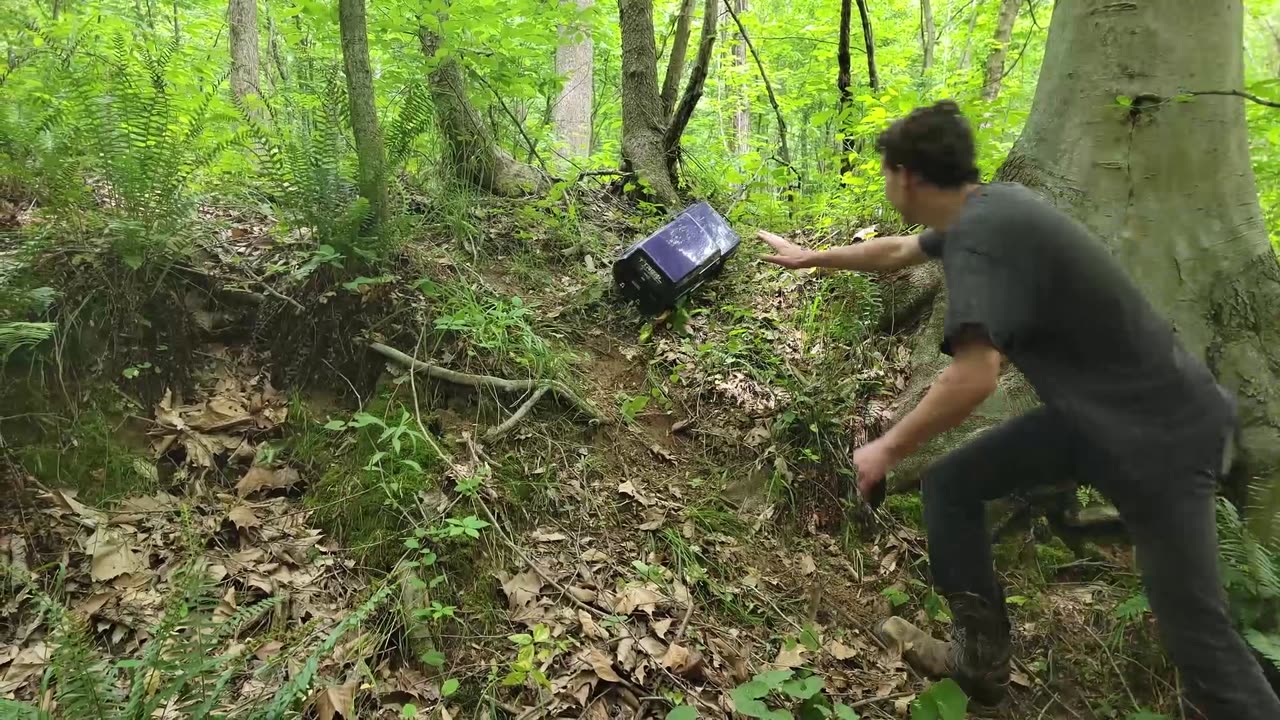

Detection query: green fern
(1217, 495), (1280, 673)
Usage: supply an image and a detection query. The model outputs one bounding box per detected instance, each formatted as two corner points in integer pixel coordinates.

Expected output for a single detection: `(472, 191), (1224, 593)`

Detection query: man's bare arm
(878, 334), (1002, 460)
(758, 231), (931, 273)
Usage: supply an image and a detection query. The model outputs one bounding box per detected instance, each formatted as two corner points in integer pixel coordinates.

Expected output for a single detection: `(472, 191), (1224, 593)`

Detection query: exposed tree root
(367, 341), (603, 434)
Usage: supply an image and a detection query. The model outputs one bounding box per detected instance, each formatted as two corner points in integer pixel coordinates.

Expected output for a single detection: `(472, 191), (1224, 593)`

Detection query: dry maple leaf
(235, 466), (301, 497)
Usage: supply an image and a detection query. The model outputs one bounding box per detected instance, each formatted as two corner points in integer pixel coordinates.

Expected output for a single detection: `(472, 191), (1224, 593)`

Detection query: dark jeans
(922, 406), (1280, 719)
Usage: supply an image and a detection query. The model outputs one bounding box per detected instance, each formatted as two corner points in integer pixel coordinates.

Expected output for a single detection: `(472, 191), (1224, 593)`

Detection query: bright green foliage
(909, 679), (967, 720)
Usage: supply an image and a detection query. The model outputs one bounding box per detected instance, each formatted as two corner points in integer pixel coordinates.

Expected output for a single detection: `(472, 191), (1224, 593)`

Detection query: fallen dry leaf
(661, 642), (703, 677)
(613, 585), (664, 616)
(214, 588), (237, 624)
(825, 639), (858, 661)
(579, 610), (608, 640)
(568, 586), (597, 604)
(530, 529), (568, 543)
(85, 526), (146, 582)
(576, 647), (622, 683)
(774, 643), (807, 668)
(310, 681), (358, 720)
(498, 570), (544, 612)
(651, 618), (673, 639)
(617, 480), (654, 506)
(235, 466), (301, 497)
(228, 504), (261, 530)
(580, 549), (610, 563)
(799, 554), (817, 576)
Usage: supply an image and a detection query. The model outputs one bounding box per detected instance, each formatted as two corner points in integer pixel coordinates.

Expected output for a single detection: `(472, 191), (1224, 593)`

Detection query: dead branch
(1184, 88), (1280, 109)
(367, 341), (601, 421)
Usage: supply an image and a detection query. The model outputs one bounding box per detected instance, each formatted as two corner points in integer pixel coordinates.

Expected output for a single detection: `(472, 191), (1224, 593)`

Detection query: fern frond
(256, 583), (394, 720)
(0, 698), (46, 719)
(0, 321), (55, 360)
(48, 613), (123, 718)
(1246, 629), (1280, 672)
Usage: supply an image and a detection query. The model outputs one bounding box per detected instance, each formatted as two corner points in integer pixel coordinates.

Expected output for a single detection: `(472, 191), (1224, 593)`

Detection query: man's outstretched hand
(758, 230), (815, 269)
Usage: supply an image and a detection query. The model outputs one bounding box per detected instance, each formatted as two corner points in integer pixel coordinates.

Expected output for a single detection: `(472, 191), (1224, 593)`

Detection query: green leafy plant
(909, 679), (967, 720)
(727, 667), (860, 719)
(1216, 495), (1280, 671)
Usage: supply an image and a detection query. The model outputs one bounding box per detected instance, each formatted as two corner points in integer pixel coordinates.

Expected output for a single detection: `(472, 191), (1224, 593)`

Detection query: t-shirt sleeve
(918, 228), (944, 258)
(940, 243), (1032, 357)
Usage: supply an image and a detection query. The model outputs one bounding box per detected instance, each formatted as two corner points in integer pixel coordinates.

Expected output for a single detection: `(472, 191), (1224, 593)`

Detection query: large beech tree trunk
(980, 0), (1021, 101)
(419, 25), (547, 196)
(891, 0), (1280, 542)
(554, 0), (594, 159)
(337, 0), (389, 228)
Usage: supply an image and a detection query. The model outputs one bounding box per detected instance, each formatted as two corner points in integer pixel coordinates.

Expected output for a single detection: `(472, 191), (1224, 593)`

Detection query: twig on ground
(848, 690), (916, 709)
(367, 341), (601, 421)
(675, 590), (696, 640)
(1083, 622), (1139, 711)
(486, 385), (549, 440)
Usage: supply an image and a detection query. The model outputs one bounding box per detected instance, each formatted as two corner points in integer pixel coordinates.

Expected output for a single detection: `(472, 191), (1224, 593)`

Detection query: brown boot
(874, 592), (1011, 706)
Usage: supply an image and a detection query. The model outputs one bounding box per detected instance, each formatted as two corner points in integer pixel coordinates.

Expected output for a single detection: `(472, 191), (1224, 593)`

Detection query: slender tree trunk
(664, 0), (719, 154)
(891, 0), (1280, 544)
(337, 0), (389, 228)
(837, 0), (855, 172)
(419, 26), (548, 196)
(265, 1), (289, 89)
(228, 0), (263, 111)
(554, 0), (594, 160)
(619, 0), (682, 207)
(732, 0), (750, 156)
(854, 0), (879, 92)
(722, 0), (790, 169)
(981, 0), (1020, 101)
(919, 0), (935, 72)
(660, 0), (697, 119)
(957, 0), (982, 70)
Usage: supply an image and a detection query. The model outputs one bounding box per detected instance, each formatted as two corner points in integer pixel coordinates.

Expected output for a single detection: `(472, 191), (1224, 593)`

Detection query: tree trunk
(228, 0), (262, 111)
(660, 0), (697, 119)
(337, 0), (390, 228)
(891, 0), (1280, 543)
(854, 0), (879, 92)
(837, 0), (854, 171)
(957, 0), (982, 71)
(919, 0), (935, 72)
(554, 0), (594, 159)
(419, 26), (548, 197)
(732, 0), (750, 155)
(980, 0), (1020, 101)
(619, 0), (682, 208)
(664, 0), (719, 153)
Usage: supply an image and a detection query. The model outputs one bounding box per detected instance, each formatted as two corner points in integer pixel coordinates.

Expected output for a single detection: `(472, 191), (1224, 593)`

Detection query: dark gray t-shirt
(919, 182), (1234, 474)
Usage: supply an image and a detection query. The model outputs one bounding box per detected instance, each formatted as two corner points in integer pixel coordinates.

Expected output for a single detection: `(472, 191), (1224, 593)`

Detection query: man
(758, 100), (1280, 718)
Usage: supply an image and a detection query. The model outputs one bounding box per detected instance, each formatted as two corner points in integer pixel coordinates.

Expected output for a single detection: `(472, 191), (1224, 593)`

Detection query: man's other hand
(758, 230), (814, 269)
(853, 436), (901, 501)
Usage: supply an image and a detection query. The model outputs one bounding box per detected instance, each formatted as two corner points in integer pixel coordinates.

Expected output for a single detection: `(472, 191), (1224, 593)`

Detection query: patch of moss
(13, 396), (157, 504)
(884, 492), (924, 528)
(286, 392), (445, 570)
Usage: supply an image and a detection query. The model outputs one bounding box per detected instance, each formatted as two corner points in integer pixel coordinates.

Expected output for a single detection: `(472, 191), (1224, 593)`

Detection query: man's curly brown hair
(875, 100), (980, 189)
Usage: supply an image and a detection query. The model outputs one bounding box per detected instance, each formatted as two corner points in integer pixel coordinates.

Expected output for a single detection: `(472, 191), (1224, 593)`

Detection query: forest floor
(0, 188), (1181, 719)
